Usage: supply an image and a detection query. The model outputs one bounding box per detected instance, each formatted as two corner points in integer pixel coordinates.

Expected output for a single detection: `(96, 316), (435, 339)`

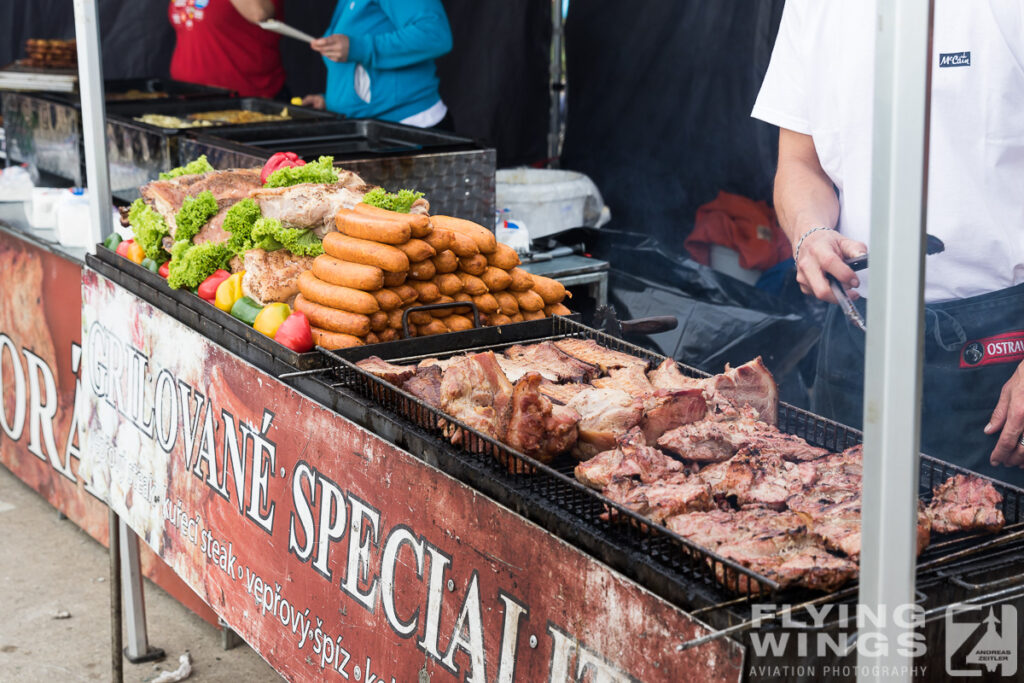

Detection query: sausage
(486, 313), (512, 327)
(508, 267), (534, 291)
(396, 238), (436, 263)
(430, 296), (456, 317)
(353, 203), (431, 237)
(509, 312), (525, 323)
(545, 303), (572, 316)
(372, 289), (403, 311)
(486, 243), (521, 270)
(431, 215), (497, 254)
(423, 227), (453, 252)
(472, 293), (499, 314)
(431, 249), (459, 274)
(311, 326), (363, 350)
(390, 284), (419, 305)
(457, 272), (488, 296)
(297, 271), (380, 315)
(295, 294), (372, 336)
(311, 254), (384, 291)
(447, 231), (480, 258)
(522, 309), (545, 321)
(407, 310), (434, 326)
(323, 232), (410, 272)
(417, 319), (449, 337)
(452, 292), (474, 315)
(434, 272), (463, 296)
(408, 259), (437, 281)
(409, 280), (440, 302)
(493, 290), (520, 316)
(481, 266), (512, 292)
(458, 253), (488, 276)
(514, 289), (545, 312)
(443, 314), (474, 332)
(335, 209), (411, 245)
(530, 274), (566, 305)
(377, 328), (400, 343)
(387, 308), (405, 330)
(370, 310), (389, 332)
(364, 331), (380, 345)
(382, 270), (407, 287)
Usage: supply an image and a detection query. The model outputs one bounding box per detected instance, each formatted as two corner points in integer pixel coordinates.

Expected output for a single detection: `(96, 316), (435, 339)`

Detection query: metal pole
(857, 1), (933, 681)
(108, 509), (123, 683)
(72, 0), (113, 249)
(120, 520), (165, 663)
(548, 0), (564, 163)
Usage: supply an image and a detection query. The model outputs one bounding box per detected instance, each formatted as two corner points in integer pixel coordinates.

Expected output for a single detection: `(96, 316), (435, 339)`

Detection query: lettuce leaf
(361, 187), (424, 214)
(263, 155), (337, 188)
(221, 198), (262, 256)
(127, 198), (170, 262)
(159, 154), (214, 181)
(174, 190), (219, 243)
(250, 217), (323, 257)
(166, 240), (233, 290)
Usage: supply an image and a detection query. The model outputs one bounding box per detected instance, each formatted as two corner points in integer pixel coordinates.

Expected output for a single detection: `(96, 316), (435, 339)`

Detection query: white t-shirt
(752, 0), (1024, 303)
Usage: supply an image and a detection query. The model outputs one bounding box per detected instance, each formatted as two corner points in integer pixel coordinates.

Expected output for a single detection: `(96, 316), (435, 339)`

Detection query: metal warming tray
(179, 120), (497, 229)
(105, 98), (340, 200)
(47, 78), (233, 105)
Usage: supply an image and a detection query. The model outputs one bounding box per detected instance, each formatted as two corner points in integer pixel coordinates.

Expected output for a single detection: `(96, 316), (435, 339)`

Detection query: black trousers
(813, 283), (1024, 488)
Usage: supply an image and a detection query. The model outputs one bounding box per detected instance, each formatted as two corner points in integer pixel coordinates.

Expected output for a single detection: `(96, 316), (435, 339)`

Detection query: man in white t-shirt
(753, 1), (1024, 485)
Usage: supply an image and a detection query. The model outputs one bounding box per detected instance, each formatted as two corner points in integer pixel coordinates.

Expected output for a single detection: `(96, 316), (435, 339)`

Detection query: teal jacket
(322, 0), (452, 122)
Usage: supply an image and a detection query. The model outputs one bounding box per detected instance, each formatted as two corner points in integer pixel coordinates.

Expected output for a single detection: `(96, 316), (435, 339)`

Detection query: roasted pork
(553, 338), (650, 373)
(505, 373), (579, 463)
(648, 358), (706, 392)
(574, 427), (687, 490)
(504, 342), (598, 383)
(927, 474), (1005, 534)
(604, 472), (714, 523)
(698, 448), (806, 509)
(355, 356), (416, 385)
(403, 364), (443, 408)
(140, 168), (263, 239)
(702, 357), (778, 425)
(241, 249), (315, 304)
(566, 387), (645, 460)
(251, 179), (369, 236)
(439, 352), (514, 441)
(658, 413), (827, 463)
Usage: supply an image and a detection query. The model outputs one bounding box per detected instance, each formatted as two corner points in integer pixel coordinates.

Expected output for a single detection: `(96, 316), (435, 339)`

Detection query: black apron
(814, 282), (1024, 488)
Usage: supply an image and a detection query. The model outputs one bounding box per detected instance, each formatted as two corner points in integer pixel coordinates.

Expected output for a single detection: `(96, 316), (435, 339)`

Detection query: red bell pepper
(197, 269), (231, 302)
(274, 311), (313, 352)
(116, 238), (146, 264)
(260, 151), (306, 185)
(158, 262), (170, 278)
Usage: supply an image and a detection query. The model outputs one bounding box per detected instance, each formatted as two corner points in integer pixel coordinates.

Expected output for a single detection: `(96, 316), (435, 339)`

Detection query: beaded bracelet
(793, 226), (834, 264)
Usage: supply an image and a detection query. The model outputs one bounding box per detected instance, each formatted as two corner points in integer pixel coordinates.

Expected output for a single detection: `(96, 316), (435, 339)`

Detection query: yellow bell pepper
(214, 272), (245, 312)
(253, 302), (291, 338)
(124, 240), (145, 264)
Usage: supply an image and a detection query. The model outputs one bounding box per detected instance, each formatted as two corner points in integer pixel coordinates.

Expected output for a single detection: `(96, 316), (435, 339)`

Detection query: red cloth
(169, 0), (285, 98)
(685, 191), (792, 271)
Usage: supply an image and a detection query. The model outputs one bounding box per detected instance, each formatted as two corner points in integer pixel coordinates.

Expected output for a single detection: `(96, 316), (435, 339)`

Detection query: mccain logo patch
(939, 51), (971, 68)
(960, 331), (1024, 368)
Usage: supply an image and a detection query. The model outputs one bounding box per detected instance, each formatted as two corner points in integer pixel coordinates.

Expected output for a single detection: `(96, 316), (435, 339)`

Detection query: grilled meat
(538, 382), (591, 405)
(505, 373), (579, 463)
(640, 388), (708, 443)
(604, 472), (714, 523)
(403, 364), (443, 408)
(795, 445), (862, 493)
(592, 364), (655, 398)
(495, 355), (559, 383)
(927, 474), (1005, 534)
(355, 356), (416, 385)
(251, 178), (369, 236)
(574, 427), (687, 490)
(418, 356), (464, 373)
(648, 358), (707, 392)
(698, 448), (806, 509)
(140, 168), (263, 238)
(241, 248), (315, 304)
(703, 357), (778, 425)
(566, 387), (645, 460)
(553, 338), (650, 373)
(439, 352), (514, 441)
(658, 413), (827, 463)
(504, 342), (599, 383)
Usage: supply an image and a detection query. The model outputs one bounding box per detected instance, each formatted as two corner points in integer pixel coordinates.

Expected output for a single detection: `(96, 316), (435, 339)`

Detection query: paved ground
(0, 465), (281, 682)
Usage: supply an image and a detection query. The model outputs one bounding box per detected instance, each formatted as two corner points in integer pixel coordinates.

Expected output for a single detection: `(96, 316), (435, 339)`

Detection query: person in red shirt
(169, 0), (286, 98)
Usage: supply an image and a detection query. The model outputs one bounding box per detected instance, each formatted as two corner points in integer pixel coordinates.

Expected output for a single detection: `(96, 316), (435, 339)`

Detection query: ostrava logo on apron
(960, 331), (1024, 368)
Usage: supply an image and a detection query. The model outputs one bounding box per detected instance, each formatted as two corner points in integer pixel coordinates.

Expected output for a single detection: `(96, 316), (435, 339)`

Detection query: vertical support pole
(72, 0), (113, 249)
(548, 0), (564, 163)
(109, 509), (123, 683)
(120, 520), (165, 663)
(857, 1), (933, 681)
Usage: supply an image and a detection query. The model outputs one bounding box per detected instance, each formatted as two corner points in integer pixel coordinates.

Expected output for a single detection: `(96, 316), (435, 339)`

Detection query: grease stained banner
(80, 269), (744, 682)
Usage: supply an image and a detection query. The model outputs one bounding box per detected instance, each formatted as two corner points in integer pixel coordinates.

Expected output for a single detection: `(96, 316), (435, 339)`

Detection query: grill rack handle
(401, 301), (481, 339)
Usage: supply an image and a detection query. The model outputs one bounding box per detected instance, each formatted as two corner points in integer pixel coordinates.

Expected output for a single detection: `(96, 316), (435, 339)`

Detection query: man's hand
(794, 228), (867, 305)
(311, 34), (349, 63)
(985, 361), (1024, 467)
(301, 94), (326, 110)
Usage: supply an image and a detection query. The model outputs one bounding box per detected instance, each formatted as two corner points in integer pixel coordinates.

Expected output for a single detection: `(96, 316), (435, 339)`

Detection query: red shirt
(169, 0), (285, 98)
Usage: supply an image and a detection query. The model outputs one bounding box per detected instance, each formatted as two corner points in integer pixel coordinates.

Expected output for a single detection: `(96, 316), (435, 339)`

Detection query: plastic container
(26, 187), (66, 228)
(495, 208), (531, 254)
(495, 168), (606, 239)
(56, 188), (93, 248)
(708, 244), (762, 286)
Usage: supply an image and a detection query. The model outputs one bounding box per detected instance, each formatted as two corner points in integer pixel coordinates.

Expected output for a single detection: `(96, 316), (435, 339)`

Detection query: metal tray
(105, 97), (337, 136)
(48, 78), (234, 105)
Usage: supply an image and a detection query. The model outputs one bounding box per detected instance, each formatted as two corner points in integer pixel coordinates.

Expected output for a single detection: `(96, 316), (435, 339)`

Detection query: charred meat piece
(495, 355), (559, 383)
(439, 352), (514, 441)
(927, 474), (1005, 534)
(538, 382), (591, 406)
(403, 364), (443, 408)
(658, 413), (827, 463)
(553, 338), (650, 373)
(574, 427), (687, 490)
(591, 364), (655, 399)
(648, 358), (707, 392)
(566, 387), (644, 460)
(504, 342), (599, 383)
(640, 388), (708, 443)
(241, 248), (315, 304)
(703, 357), (778, 425)
(698, 448), (806, 509)
(356, 356), (416, 385)
(140, 168), (263, 238)
(795, 445), (862, 492)
(667, 507), (805, 549)
(604, 472), (714, 523)
(787, 490), (863, 559)
(505, 373), (579, 463)
(418, 356), (465, 373)
(251, 179), (369, 236)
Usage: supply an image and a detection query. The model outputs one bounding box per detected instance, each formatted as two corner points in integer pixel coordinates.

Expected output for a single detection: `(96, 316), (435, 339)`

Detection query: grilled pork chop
(795, 445), (862, 493)
(439, 352), (514, 441)
(251, 178), (369, 236)
(552, 338), (650, 373)
(648, 358), (707, 392)
(574, 427), (687, 490)
(591, 364), (655, 398)
(640, 388), (708, 443)
(356, 356), (416, 385)
(698, 448), (807, 509)
(495, 355), (559, 383)
(566, 387), (645, 460)
(702, 357), (778, 425)
(241, 249), (315, 304)
(403, 364), (443, 407)
(603, 472), (714, 523)
(505, 373), (579, 463)
(504, 342), (598, 383)
(658, 413), (827, 463)
(927, 474), (1005, 534)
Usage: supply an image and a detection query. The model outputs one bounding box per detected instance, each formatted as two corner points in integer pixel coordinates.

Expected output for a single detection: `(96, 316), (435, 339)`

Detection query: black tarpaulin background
(0, 0), (551, 167)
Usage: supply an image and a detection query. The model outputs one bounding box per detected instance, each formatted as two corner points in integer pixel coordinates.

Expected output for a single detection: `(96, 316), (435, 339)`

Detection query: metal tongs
(826, 234), (945, 331)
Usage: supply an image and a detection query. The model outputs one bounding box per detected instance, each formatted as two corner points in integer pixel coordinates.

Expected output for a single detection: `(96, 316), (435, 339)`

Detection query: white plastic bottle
(496, 207), (531, 255)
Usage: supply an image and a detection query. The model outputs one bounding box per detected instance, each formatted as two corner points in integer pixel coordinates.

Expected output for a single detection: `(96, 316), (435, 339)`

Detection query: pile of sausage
(294, 205), (571, 349)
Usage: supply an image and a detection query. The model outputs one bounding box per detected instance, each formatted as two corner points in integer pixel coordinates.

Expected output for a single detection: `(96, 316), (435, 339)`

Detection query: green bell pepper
(229, 296), (264, 326)
(103, 233), (123, 251)
(140, 258), (161, 274)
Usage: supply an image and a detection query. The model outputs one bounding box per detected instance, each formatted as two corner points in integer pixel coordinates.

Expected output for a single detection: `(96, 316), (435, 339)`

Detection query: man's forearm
(774, 131), (840, 246)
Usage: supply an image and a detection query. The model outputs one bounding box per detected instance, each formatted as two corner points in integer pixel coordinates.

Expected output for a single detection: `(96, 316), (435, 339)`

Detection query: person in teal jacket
(301, 0), (452, 128)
